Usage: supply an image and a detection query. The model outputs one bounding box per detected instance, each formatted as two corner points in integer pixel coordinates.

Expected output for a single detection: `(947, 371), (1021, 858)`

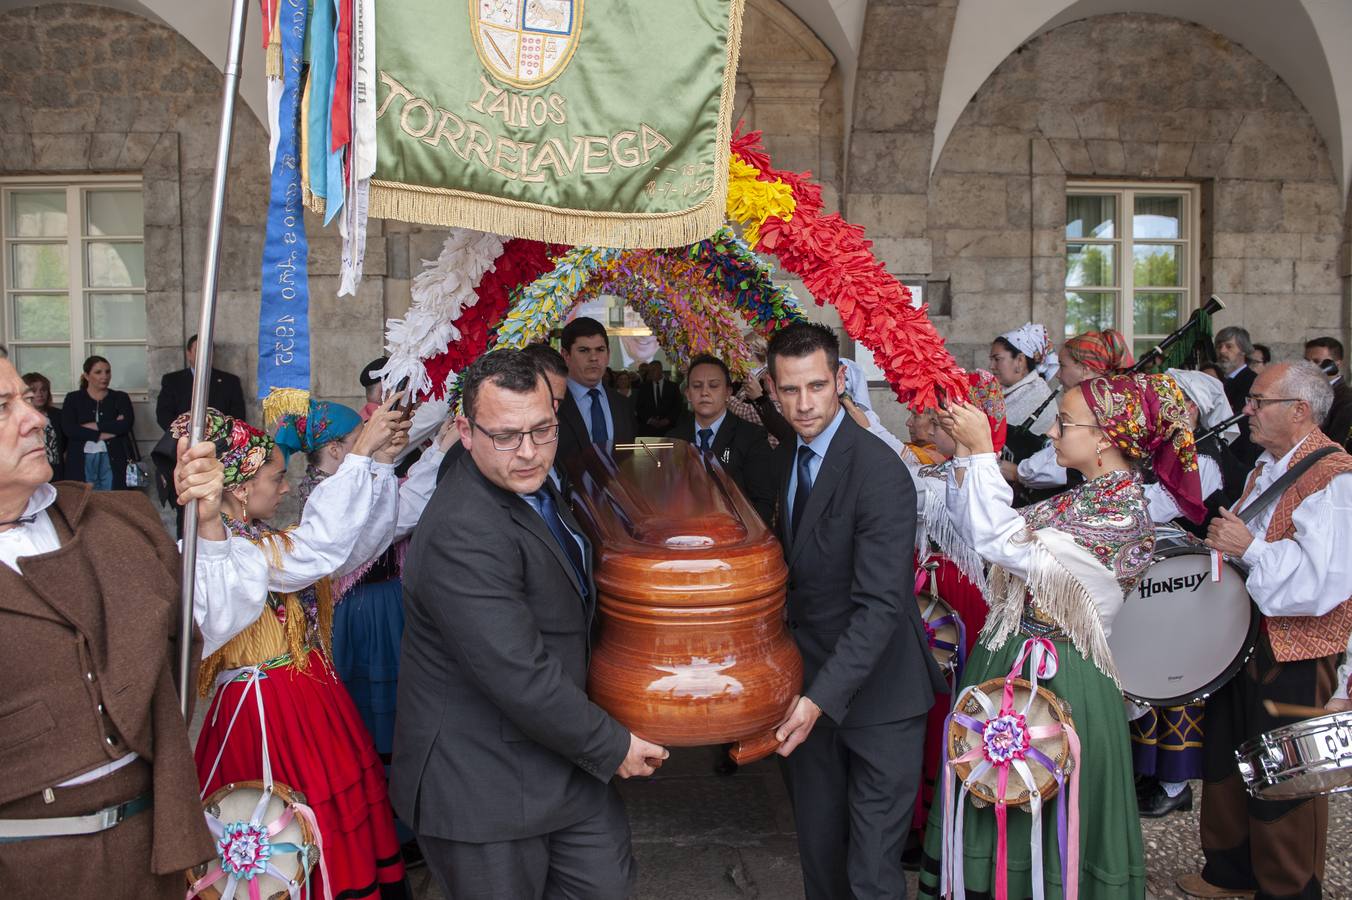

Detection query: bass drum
(1107, 527), (1259, 707)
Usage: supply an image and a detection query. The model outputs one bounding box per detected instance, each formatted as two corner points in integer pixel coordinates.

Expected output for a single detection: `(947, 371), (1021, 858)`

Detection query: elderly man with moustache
(1179, 361), (1352, 900)
(393, 349), (667, 899)
(766, 322), (945, 900)
(0, 356), (231, 898)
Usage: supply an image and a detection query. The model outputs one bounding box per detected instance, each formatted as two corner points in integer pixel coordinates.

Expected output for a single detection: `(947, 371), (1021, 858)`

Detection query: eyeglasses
(470, 419), (560, 451)
(1244, 395), (1302, 410)
(1053, 415), (1099, 431)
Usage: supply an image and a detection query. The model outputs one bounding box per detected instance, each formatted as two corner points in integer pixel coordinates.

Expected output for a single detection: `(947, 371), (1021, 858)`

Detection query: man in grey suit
(393, 350), (667, 899)
(768, 323), (945, 900)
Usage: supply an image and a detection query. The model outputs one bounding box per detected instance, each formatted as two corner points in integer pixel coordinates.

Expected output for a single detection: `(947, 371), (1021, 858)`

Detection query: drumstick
(1263, 700), (1334, 719)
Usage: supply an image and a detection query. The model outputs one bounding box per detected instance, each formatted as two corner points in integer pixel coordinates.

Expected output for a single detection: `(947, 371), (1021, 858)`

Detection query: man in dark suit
(154, 334), (247, 430)
(635, 360), (684, 436)
(1216, 325), (1261, 467)
(555, 317), (636, 468)
(666, 354), (777, 524)
(766, 322), (945, 900)
(394, 350), (667, 898)
(1305, 336), (1352, 449)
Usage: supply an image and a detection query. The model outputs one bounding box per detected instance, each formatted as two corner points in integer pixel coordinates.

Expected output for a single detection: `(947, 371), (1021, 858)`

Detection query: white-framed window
(1065, 182), (1200, 359)
(1, 176), (147, 398)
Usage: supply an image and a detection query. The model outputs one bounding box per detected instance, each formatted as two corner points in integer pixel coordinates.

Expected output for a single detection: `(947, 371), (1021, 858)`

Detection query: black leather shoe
(1139, 783), (1193, 818)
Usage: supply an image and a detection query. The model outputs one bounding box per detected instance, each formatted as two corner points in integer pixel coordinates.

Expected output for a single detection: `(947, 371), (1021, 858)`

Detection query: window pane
(1066, 195), (1115, 239)
(86, 190), (143, 237)
(1066, 243), (1116, 287)
(1133, 292), (1182, 337)
(13, 293), (71, 341)
(88, 293), (146, 340)
(1133, 243), (1182, 287)
(1065, 291), (1116, 337)
(13, 345), (74, 396)
(88, 343), (147, 392)
(1133, 196), (1181, 239)
(10, 243), (68, 289)
(86, 241), (145, 288)
(9, 191), (67, 237)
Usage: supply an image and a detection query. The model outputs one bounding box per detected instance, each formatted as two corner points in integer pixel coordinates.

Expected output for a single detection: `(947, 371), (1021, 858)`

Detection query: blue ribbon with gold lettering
(256, 0), (311, 409)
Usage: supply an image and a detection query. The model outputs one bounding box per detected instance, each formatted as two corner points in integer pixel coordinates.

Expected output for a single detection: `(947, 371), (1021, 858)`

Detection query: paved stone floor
(406, 747), (1352, 899)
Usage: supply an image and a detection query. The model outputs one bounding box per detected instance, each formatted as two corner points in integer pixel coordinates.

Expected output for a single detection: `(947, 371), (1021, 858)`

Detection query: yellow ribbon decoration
(725, 156), (795, 247)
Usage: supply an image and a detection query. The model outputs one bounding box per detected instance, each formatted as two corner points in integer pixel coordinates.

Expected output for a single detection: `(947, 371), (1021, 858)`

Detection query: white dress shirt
(1016, 443), (1068, 489)
(1234, 435), (1352, 617)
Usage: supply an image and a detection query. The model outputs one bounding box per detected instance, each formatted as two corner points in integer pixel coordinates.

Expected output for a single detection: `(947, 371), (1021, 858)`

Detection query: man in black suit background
(667, 354), (777, 524)
(154, 334), (247, 429)
(767, 322), (944, 900)
(555, 317), (636, 467)
(636, 360), (684, 436)
(1215, 325), (1261, 467)
(154, 334), (247, 534)
(1305, 336), (1352, 449)
(394, 350), (667, 898)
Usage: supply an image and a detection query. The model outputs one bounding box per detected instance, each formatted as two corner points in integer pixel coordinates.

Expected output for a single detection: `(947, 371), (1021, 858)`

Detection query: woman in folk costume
(273, 400), (445, 767)
(991, 323), (1060, 468)
(1129, 368), (1245, 819)
(180, 400), (414, 900)
(1004, 329), (1136, 499)
(903, 370), (1008, 854)
(917, 373), (1205, 900)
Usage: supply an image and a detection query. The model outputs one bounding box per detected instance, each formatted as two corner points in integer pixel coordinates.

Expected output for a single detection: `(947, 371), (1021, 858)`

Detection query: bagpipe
(1130, 295), (1226, 373)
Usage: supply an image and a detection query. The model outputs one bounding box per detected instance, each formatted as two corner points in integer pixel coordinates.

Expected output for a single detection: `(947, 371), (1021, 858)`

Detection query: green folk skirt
(918, 637), (1146, 900)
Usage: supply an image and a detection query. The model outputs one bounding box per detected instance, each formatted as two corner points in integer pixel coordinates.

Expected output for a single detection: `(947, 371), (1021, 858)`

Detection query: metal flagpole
(179, 0), (251, 716)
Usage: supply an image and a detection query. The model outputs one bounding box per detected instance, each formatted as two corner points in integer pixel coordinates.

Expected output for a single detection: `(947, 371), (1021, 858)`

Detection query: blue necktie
(533, 488), (587, 592)
(790, 445), (814, 537)
(587, 387), (608, 445)
(698, 427), (714, 453)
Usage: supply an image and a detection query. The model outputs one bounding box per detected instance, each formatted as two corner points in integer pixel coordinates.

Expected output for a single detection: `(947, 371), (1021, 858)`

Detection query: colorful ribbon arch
(376, 129), (966, 411)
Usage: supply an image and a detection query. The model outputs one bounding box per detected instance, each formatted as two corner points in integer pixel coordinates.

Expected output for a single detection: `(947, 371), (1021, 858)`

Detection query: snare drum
(1107, 527), (1259, 706)
(187, 780), (319, 900)
(1236, 712), (1352, 801)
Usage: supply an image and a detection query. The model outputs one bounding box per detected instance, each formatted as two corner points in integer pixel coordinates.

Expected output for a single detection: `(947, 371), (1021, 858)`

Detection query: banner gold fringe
(265, 0), (282, 78)
(323, 0), (745, 249)
(262, 387), (310, 430)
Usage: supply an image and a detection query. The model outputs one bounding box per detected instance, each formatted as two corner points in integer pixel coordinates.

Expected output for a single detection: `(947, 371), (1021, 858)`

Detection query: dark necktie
(790, 445), (814, 537)
(698, 427), (714, 453)
(587, 387), (608, 445)
(533, 488), (587, 592)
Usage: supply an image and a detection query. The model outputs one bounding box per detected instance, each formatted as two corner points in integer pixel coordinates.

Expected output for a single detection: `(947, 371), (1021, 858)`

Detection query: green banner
(366, 0), (745, 248)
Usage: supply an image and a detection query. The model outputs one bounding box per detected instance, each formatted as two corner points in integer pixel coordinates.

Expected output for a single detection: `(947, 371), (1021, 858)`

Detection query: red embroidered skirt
(195, 653), (405, 899)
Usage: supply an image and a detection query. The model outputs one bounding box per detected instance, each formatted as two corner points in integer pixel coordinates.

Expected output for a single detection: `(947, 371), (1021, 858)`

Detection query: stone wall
(847, 9), (1346, 377)
(929, 13), (1344, 368)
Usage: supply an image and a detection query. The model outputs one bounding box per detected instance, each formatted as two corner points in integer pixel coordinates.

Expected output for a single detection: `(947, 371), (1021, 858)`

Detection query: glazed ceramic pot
(566, 438), (802, 764)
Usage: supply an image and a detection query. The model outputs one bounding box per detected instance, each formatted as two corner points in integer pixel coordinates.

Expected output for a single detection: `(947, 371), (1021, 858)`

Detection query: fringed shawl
(917, 461), (988, 593)
(197, 523), (335, 696)
(979, 471), (1154, 682)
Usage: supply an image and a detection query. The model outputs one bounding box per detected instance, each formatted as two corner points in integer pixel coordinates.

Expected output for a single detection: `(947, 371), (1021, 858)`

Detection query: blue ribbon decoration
(322, 0), (345, 226)
(255, 0), (311, 401)
(306, 0), (336, 204)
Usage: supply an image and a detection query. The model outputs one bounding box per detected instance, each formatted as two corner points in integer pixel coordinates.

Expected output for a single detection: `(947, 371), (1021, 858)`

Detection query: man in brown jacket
(0, 357), (219, 898)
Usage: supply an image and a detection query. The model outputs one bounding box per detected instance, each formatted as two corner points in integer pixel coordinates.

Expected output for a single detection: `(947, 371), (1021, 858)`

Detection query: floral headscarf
(966, 369), (1007, 454)
(1000, 322), (1060, 379)
(273, 399), (362, 462)
(1081, 374), (1205, 523)
(171, 407), (275, 488)
(1063, 329), (1135, 374)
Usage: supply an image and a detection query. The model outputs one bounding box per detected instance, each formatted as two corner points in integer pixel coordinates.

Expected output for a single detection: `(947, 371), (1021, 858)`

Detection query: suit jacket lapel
(712, 416), (738, 459)
(507, 498), (587, 600)
(560, 391), (589, 448)
(787, 419), (856, 566)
